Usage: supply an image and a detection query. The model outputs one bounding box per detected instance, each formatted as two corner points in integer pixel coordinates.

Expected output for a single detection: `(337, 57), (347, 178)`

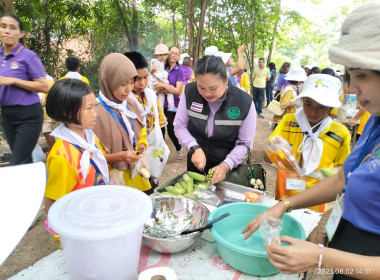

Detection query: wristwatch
(189, 145), (201, 154)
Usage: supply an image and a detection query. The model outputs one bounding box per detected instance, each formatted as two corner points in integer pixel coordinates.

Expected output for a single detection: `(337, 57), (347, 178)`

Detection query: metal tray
(154, 172), (265, 206)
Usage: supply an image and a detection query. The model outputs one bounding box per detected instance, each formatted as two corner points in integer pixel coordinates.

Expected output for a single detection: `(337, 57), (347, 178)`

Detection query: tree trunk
(114, 0), (132, 48)
(0, 0), (14, 14)
(131, 0), (138, 50)
(188, 0), (195, 58)
(193, 0), (210, 64)
(43, 0), (51, 73)
(267, 0), (281, 65)
(172, 6), (178, 46)
(249, 19), (257, 90)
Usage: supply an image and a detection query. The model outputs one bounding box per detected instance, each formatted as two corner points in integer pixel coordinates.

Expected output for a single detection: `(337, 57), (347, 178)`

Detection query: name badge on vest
(286, 172), (306, 191)
(325, 194), (344, 242)
(190, 102), (203, 113)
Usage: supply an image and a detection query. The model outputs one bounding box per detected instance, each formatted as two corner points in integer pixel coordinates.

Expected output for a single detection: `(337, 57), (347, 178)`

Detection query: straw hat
(218, 51), (232, 65)
(154, 44), (169, 55)
(329, 2), (380, 70)
(285, 66), (307, 81)
(204, 46), (219, 56)
(293, 74), (342, 108)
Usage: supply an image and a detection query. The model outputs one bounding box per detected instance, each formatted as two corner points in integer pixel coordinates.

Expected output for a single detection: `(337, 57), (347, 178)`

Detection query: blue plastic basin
(208, 203), (305, 276)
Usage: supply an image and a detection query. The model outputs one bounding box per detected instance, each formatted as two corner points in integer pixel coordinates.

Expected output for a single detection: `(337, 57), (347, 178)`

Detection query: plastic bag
(259, 213), (283, 245)
(136, 156), (150, 180)
(145, 90), (170, 180)
(32, 144), (46, 163)
(109, 169), (126, 185)
(266, 135), (302, 175)
(192, 188), (221, 207)
(131, 156), (151, 180)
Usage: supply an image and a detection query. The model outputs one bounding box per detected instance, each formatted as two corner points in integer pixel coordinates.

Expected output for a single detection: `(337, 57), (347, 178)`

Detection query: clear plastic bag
(131, 156), (151, 180)
(192, 188), (221, 207)
(259, 213), (283, 245)
(265, 135), (302, 175)
(109, 169), (126, 185)
(136, 156), (150, 180)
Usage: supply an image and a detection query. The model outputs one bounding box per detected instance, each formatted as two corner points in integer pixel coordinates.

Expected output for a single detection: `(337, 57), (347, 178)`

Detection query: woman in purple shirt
(174, 55), (256, 184)
(154, 46), (184, 160)
(0, 14), (49, 165)
(275, 62), (291, 101)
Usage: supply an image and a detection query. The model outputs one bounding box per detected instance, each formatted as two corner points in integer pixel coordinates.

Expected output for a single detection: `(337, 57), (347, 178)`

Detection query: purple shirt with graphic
(0, 43), (46, 106)
(174, 89), (256, 170)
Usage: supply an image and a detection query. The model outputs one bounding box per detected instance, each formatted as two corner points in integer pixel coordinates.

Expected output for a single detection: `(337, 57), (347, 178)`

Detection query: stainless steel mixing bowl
(142, 195), (210, 253)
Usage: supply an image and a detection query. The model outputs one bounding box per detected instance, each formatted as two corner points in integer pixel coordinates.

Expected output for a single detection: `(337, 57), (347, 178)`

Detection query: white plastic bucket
(48, 185), (152, 280)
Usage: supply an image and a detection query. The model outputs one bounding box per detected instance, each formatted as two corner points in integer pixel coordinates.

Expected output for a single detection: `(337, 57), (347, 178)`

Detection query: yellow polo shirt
(252, 67), (270, 88)
(357, 110), (371, 135)
(269, 114), (351, 212)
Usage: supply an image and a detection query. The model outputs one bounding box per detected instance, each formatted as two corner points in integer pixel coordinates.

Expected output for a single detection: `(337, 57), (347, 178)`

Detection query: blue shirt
(0, 43), (46, 106)
(343, 116), (380, 234)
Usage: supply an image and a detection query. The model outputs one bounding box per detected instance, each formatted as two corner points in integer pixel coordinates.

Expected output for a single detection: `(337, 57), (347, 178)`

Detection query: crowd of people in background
(0, 11), (371, 208)
(1, 3), (380, 278)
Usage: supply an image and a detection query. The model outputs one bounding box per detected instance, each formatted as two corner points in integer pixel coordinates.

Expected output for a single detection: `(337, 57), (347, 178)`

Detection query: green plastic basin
(208, 203), (305, 276)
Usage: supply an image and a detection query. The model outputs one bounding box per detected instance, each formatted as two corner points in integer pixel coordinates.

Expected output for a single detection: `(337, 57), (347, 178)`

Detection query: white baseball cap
(293, 74), (342, 108)
(179, 53), (191, 64)
(218, 51), (232, 64)
(204, 46), (219, 56)
(304, 64), (314, 69)
(285, 66), (307, 82)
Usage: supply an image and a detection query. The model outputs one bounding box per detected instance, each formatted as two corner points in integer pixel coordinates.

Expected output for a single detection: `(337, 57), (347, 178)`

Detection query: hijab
(94, 53), (145, 171)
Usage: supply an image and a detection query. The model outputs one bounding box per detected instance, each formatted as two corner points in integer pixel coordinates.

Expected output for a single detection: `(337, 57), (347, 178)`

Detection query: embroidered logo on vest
(227, 107), (240, 119)
(191, 102), (203, 112)
(286, 121), (299, 128)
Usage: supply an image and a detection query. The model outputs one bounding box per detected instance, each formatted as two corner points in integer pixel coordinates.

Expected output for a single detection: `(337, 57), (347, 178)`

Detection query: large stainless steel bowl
(142, 196), (210, 253)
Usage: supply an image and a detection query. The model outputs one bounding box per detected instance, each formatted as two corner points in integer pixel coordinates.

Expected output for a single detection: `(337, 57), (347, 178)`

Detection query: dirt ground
(0, 108), (277, 279)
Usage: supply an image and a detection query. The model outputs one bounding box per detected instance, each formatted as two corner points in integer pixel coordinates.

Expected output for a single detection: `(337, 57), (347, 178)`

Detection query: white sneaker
(176, 148), (183, 160)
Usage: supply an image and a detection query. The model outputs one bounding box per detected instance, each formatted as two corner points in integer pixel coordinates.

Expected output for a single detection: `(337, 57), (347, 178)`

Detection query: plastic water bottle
(349, 94), (357, 117)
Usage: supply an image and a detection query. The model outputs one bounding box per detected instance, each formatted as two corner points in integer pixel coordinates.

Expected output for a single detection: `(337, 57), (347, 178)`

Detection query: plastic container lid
(48, 185), (153, 240)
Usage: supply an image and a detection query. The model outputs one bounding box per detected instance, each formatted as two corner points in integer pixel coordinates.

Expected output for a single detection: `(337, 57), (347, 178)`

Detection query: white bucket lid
(48, 185), (152, 240)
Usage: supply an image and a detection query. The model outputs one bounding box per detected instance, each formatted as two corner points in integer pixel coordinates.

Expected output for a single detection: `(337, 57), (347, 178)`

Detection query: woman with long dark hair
(0, 13), (49, 165)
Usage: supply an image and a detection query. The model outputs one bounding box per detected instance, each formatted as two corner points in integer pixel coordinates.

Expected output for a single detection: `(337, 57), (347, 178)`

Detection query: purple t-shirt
(276, 73), (286, 91)
(166, 64), (184, 108)
(179, 65), (193, 85)
(0, 43), (46, 106)
(342, 116), (380, 235)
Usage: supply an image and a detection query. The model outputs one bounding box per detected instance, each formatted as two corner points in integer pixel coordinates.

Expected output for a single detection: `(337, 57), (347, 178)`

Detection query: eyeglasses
(169, 51), (180, 57)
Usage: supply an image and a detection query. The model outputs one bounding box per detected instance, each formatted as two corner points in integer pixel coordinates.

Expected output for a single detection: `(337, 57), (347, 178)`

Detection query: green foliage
(14, 0), (90, 76)
(10, 0), (362, 86)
